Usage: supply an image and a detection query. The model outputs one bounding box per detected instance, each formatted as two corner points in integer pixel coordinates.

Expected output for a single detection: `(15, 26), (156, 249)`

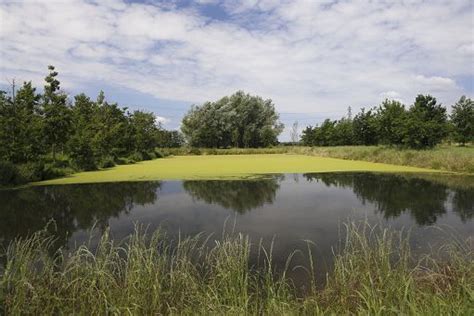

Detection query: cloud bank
(1, 0), (472, 129)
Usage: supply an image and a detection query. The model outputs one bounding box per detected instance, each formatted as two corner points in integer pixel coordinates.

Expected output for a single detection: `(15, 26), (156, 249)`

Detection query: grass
(295, 145), (474, 174)
(1, 221), (472, 314)
(164, 145), (474, 174)
(36, 154), (442, 185)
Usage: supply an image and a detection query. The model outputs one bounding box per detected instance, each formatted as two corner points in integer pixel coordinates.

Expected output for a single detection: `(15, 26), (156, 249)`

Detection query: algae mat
(36, 154), (443, 185)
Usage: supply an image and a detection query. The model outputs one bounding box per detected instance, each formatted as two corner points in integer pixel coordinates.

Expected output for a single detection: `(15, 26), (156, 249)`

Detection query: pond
(1, 172), (473, 287)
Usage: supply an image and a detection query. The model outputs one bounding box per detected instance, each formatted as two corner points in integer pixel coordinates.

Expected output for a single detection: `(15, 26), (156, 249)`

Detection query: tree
(42, 65), (71, 161)
(181, 91), (284, 148)
(332, 117), (353, 145)
(129, 110), (158, 155)
(290, 121), (299, 144)
(450, 96), (473, 145)
(0, 81), (42, 163)
(403, 95), (448, 149)
(156, 130), (185, 148)
(68, 94), (98, 170)
(301, 125), (317, 146)
(376, 99), (406, 146)
(353, 108), (378, 145)
(93, 97), (130, 159)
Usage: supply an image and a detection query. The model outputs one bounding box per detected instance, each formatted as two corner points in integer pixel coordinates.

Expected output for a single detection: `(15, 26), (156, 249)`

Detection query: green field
(38, 154), (441, 185)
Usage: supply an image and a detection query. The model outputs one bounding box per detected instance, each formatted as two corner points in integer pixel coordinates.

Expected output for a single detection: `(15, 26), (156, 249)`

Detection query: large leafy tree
(403, 95), (448, 149)
(450, 96), (473, 145)
(0, 82), (42, 163)
(376, 99), (406, 146)
(68, 94), (98, 170)
(353, 108), (378, 145)
(93, 96), (130, 159)
(42, 65), (72, 161)
(181, 91), (283, 148)
(128, 110), (158, 154)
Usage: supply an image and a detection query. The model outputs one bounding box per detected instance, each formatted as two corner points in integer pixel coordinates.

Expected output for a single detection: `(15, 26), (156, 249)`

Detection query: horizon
(1, 0), (473, 140)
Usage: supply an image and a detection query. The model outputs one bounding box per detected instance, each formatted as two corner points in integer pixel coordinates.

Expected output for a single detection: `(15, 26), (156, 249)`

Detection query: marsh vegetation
(1, 221), (472, 315)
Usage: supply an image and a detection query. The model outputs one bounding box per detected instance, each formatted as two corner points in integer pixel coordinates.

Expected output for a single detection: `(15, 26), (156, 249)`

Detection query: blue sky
(1, 0), (473, 140)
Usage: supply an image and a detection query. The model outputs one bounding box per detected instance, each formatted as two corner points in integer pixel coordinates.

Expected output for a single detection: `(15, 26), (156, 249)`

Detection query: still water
(1, 173), (473, 285)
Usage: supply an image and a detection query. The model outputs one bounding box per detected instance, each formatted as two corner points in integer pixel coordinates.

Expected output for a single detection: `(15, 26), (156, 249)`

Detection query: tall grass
(294, 145), (474, 174)
(1, 222), (473, 314)
(162, 145), (474, 174)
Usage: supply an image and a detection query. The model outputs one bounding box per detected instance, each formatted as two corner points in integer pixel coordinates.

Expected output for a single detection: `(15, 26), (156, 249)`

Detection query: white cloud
(155, 115), (170, 125)
(379, 91), (403, 102)
(0, 0), (472, 122)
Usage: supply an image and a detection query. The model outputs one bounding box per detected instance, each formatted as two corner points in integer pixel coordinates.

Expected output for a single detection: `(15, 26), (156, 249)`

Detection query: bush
(0, 161), (20, 185)
(115, 157), (130, 165)
(100, 156), (115, 169)
(16, 162), (45, 182)
(145, 151), (156, 160)
(154, 149), (165, 158)
(188, 147), (202, 155)
(41, 163), (68, 180)
(128, 152), (144, 162)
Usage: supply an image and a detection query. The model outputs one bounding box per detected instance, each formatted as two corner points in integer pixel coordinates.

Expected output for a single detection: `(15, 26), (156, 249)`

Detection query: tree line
(0, 66), (183, 185)
(301, 95), (473, 149)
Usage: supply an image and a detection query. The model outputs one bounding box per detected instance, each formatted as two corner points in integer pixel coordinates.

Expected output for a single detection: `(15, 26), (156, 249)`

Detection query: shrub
(41, 163), (68, 180)
(115, 157), (130, 165)
(145, 151), (156, 160)
(0, 161), (20, 185)
(100, 157), (115, 169)
(16, 162), (45, 182)
(128, 152), (144, 162)
(188, 147), (202, 155)
(154, 149), (165, 158)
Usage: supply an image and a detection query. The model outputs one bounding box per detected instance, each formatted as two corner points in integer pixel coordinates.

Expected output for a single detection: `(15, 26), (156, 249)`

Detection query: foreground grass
(37, 154), (439, 185)
(1, 222), (472, 314)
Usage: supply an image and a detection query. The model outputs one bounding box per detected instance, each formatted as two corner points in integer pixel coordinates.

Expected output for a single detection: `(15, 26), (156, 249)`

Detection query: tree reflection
(0, 182), (161, 250)
(304, 173), (473, 225)
(183, 176), (282, 213)
(452, 187), (474, 222)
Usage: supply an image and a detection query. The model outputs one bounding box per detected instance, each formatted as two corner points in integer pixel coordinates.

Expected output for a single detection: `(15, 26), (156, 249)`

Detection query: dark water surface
(1, 172), (473, 286)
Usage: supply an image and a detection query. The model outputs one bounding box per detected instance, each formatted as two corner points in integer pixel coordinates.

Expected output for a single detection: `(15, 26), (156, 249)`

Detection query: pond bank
(2, 221), (472, 315)
(36, 154), (441, 185)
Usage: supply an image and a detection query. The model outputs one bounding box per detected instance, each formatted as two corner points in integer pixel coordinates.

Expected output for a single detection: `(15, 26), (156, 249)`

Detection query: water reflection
(304, 173), (474, 225)
(0, 173), (472, 252)
(182, 175), (282, 213)
(0, 182), (161, 249)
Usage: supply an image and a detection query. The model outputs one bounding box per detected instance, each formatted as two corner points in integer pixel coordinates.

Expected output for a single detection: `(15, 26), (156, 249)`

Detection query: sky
(1, 0), (473, 140)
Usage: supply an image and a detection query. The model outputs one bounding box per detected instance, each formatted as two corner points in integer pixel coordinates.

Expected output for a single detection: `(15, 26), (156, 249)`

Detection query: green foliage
(181, 91), (284, 148)
(0, 82), (43, 163)
(451, 96), (474, 145)
(42, 65), (72, 160)
(353, 108), (378, 145)
(302, 95), (451, 149)
(99, 156), (116, 169)
(129, 110), (158, 154)
(156, 130), (185, 148)
(0, 66), (181, 184)
(376, 99), (407, 145)
(0, 161), (20, 185)
(403, 95), (448, 149)
(16, 162), (45, 182)
(1, 221), (472, 314)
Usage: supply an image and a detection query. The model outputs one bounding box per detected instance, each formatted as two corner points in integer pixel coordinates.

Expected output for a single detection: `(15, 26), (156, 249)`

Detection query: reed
(1, 221), (472, 314)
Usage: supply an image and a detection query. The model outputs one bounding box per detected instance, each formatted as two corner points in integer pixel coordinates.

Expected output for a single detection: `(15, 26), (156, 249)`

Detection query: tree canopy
(301, 94), (465, 149)
(450, 96), (474, 145)
(0, 66), (183, 184)
(181, 91), (284, 148)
